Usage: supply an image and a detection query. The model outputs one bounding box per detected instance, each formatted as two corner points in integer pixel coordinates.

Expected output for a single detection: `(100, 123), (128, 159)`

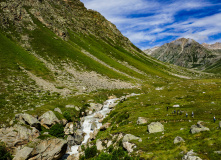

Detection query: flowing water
(67, 98), (119, 156)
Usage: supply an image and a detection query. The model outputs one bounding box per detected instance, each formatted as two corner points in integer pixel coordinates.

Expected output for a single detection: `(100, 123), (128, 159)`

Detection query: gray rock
(39, 111), (60, 128)
(137, 117), (147, 124)
(30, 138), (67, 160)
(90, 103), (103, 112)
(0, 124), (40, 153)
(13, 147), (33, 160)
(54, 108), (62, 114)
(89, 129), (99, 140)
(94, 113), (103, 119)
(190, 121), (210, 134)
(123, 142), (135, 153)
(74, 129), (85, 145)
(174, 136), (185, 144)
(219, 121), (221, 128)
(67, 135), (75, 152)
(107, 140), (112, 148)
(96, 139), (103, 151)
(148, 122), (164, 133)
(182, 150), (202, 160)
(122, 134), (141, 142)
(91, 121), (97, 130)
(15, 113), (40, 129)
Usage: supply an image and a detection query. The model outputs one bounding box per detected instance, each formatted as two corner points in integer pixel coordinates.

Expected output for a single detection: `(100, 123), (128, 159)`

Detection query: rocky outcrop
(137, 117), (147, 124)
(182, 150), (202, 160)
(15, 113), (41, 130)
(39, 111), (60, 128)
(13, 147), (33, 160)
(0, 124), (40, 153)
(148, 122), (164, 133)
(174, 136), (185, 144)
(73, 129), (85, 145)
(29, 138), (67, 160)
(190, 121), (210, 134)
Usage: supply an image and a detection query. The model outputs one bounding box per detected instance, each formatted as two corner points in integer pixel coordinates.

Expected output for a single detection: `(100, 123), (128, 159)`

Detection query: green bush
(85, 146), (97, 159)
(49, 123), (64, 138)
(0, 142), (12, 160)
(63, 111), (72, 122)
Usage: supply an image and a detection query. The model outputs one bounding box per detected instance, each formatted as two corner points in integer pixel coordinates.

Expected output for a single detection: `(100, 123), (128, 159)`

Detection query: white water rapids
(68, 98), (119, 155)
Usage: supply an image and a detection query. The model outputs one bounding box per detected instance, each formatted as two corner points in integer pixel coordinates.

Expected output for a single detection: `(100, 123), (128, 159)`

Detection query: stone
(96, 139), (103, 151)
(54, 108), (62, 114)
(90, 129), (99, 140)
(173, 104), (180, 107)
(94, 113), (103, 119)
(137, 117), (147, 124)
(61, 119), (68, 126)
(15, 113), (41, 129)
(174, 136), (185, 144)
(107, 141), (112, 148)
(64, 122), (74, 135)
(214, 151), (221, 154)
(100, 123), (111, 131)
(182, 150), (202, 160)
(148, 122), (164, 133)
(91, 121), (97, 130)
(13, 147), (33, 160)
(190, 121), (210, 134)
(109, 103), (118, 109)
(67, 153), (79, 160)
(219, 121), (221, 128)
(30, 138), (67, 160)
(74, 129), (85, 145)
(117, 133), (124, 141)
(123, 142), (135, 153)
(39, 111), (60, 128)
(122, 134), (141, 142)
(90, 103), (103, 112)
(0, 124), (40, 153)
(67, 135), (75, 152)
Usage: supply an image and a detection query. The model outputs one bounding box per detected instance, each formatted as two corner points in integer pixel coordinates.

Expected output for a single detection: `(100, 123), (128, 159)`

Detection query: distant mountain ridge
(202, 42), (221, 50)
(145, 38), (221, 72)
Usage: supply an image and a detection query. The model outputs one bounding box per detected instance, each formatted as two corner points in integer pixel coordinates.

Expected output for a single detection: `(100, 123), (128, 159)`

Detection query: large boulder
(137, 117), (147, 124)
(39, 111), (60, 128)
(148, 122), (164, 133)
(15, 113), (40, 129)
(182, 150), (202, 160)
(0, 124), (40, 153)
(174, 136), (185, 144)
(13, 147), (33, 160)
(190, 121), (210, 134)
(122, 134), (141, 142)
(30, 138), (67, 160)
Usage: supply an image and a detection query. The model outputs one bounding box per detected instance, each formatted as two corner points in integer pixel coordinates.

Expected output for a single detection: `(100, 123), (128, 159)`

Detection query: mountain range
(144, 38), (221, 73)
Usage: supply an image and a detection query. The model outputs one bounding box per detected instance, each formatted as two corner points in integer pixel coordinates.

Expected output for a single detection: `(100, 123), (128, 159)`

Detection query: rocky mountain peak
(202, 42), (221, 49)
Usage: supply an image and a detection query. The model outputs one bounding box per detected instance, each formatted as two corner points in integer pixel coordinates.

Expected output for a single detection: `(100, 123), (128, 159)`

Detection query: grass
(96, 78), (221, 159)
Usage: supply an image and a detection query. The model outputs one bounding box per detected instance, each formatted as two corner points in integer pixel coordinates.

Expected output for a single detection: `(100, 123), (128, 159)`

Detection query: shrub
(49, 123), (64, 138)
(85, 146), (97, 159)
(63, 111), (72, 122)
(0, 142), (12, 160)
(96, 152), (112, 160)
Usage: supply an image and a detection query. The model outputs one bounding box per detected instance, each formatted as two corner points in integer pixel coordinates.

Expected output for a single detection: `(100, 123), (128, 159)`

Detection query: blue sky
(80, 0), (221, 49)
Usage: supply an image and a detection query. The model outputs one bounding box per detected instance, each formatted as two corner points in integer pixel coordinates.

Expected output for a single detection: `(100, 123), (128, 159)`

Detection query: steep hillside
(0, 0), (208, 124)
(148, 38), (221, 72)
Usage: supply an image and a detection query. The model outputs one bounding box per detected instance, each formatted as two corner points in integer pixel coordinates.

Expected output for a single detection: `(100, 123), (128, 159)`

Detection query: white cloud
(81, 0), (221, 48)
